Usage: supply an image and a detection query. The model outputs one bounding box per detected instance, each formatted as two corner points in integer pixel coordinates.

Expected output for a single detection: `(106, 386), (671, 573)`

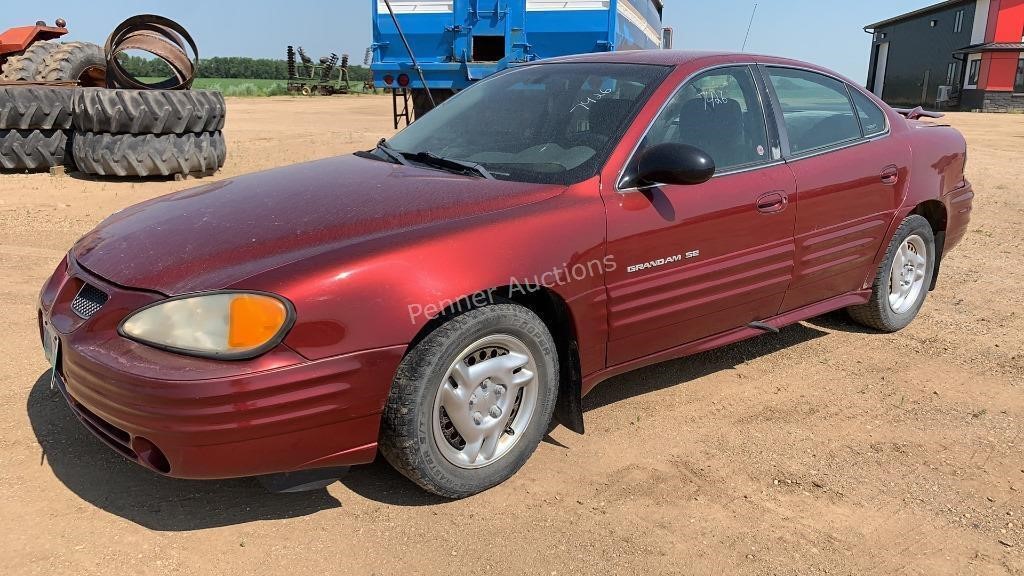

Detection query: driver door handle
(756, 191), (787, 214)
(881, 165), (900, 185)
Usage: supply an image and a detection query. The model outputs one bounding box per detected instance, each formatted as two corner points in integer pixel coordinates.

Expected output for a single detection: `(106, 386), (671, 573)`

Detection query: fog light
(132, 436), (170, 474)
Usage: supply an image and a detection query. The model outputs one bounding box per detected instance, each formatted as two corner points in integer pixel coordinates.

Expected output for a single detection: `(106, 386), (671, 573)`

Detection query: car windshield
(385, 63), (671, 185)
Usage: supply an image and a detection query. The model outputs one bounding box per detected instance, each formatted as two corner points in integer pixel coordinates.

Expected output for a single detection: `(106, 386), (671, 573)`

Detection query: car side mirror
(630, 143), (716, 188)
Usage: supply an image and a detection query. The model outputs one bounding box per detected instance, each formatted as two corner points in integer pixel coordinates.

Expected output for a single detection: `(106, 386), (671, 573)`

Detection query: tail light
(383, 74), (394, 85)
(397, 73), (410, 87)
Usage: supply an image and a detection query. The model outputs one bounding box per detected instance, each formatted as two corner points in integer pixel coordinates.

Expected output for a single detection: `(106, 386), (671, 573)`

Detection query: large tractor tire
(0, 41), (61, 82)
(72, 131), (227, 177)
(0, 86), (74, 131)
(0, 129), (69, 172)
(38, 42), (106, 87)
(73, 88), (227, 134)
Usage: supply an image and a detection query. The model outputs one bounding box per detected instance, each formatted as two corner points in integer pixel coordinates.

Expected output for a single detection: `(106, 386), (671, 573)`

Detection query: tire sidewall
(877, 216), (936, 330)
(388, 304), (558, 497)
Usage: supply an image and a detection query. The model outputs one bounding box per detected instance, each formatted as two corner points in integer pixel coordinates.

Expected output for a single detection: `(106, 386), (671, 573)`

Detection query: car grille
(71, 283), (108, 319)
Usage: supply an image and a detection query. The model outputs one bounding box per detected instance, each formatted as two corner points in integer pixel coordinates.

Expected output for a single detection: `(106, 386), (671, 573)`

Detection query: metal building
(865, 0), (1024, 112)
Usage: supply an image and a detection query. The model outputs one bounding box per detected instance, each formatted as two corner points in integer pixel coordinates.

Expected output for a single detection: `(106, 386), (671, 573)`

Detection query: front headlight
(120, 292), (294, 359)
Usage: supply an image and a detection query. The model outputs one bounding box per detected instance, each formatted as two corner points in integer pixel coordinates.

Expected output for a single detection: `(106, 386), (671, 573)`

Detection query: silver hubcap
(888, 234), (928, 314)
(432, 334), (538, 469)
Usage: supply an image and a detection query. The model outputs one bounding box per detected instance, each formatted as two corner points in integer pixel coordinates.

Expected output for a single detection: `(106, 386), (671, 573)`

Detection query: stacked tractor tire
(72, 88), (226, 177)
(0, 16), (227, 178)
(0, 40), (96, 171)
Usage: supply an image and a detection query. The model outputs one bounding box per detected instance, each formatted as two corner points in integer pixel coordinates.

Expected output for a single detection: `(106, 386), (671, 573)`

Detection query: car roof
(537, 50), (855, 85)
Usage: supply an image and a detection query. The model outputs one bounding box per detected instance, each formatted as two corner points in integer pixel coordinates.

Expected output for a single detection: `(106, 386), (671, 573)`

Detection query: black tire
(411, 89), (454, 120)
(72, 131), (227, 177)
(73, 88), (227, 134)
(0, 86), (73, 130)
(38, 42), (106, 86)
(0, 129), (69, 171)
(380, 304), (559, 498)
(0, 41), (60, 81)
(847, 214), (936, 332)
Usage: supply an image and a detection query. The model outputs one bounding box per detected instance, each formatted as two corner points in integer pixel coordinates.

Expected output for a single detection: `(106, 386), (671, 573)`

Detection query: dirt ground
(1, 95), (1021, 576)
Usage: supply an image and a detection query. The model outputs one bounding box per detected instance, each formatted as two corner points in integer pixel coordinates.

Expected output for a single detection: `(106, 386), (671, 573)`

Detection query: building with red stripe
(865, 0), (1024, 111)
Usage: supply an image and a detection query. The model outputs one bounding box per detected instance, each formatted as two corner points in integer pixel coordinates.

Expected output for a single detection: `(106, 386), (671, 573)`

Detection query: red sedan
(38, 51), (973, 497)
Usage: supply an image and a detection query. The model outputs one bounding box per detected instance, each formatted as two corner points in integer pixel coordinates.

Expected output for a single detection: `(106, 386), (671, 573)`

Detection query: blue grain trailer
(371, 0), (668, 121)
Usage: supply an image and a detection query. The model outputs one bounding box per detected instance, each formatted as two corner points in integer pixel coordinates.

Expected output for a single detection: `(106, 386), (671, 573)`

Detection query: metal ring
(104, 14), (199, 90)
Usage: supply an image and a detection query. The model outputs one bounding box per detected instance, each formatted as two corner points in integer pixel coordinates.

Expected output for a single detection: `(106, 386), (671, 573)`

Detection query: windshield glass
(386, 63), (671, 185)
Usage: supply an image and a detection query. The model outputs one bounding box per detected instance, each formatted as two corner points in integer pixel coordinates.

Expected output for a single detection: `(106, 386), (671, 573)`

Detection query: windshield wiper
(374, 138), (411, 166)
(404, 151), (495, 180)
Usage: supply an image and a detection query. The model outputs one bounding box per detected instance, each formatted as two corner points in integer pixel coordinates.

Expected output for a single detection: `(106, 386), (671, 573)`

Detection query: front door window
(634, 66), (772, 175)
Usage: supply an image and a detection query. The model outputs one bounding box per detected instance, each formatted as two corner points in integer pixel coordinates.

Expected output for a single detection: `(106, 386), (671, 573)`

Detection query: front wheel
(848, 214), (936, 332)
(380, 304), (559, 498)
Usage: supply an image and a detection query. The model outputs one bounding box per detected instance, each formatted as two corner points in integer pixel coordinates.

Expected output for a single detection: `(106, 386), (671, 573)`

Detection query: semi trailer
(370, 0), (669, 122)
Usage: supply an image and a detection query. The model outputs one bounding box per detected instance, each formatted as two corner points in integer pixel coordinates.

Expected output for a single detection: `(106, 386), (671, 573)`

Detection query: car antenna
(741, 3), (758, 52)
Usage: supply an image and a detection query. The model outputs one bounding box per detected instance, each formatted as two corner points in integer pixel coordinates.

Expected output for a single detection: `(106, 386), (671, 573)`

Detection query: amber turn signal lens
(228, 294), (288, 349)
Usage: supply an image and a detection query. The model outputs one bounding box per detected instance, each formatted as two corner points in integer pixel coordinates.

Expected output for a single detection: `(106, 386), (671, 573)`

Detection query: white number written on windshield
(570, 88), (614, 113)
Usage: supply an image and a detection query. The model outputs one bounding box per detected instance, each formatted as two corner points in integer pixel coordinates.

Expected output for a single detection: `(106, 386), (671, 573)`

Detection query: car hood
(73, 154), (562, 295)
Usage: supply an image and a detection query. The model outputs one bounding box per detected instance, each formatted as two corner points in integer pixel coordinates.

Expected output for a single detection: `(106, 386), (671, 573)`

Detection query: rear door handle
(881, 165), (899, 185)
(756, 191), (787, 214)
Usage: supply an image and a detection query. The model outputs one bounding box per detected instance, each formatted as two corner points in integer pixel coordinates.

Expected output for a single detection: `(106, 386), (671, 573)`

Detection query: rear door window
(766, 67), (861, 154)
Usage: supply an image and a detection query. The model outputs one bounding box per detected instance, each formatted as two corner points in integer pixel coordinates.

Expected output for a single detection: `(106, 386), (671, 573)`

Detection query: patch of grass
(135, 77), (369, 97)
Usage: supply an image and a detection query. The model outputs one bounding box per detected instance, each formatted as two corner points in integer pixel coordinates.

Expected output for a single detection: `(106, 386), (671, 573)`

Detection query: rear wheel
(0, 41), (60, 81)
(38, 42), (106, 86)
(848, 214), (936, 332)
(380, 304), (559, 498)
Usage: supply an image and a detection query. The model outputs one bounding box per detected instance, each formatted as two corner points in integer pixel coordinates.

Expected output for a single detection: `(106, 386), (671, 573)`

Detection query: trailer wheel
(73, 88), (226, 135)
(38, 42), (106, 87)
(0, 129), (69, 172)
(0, 86), (74, 131)
(0, 41), (61, 82)
(412, 89), (455, 120)
(72, 131), (226, 177)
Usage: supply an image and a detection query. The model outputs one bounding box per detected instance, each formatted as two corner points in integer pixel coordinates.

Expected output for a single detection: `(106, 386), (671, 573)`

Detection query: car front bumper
(39, 256), (405, 479)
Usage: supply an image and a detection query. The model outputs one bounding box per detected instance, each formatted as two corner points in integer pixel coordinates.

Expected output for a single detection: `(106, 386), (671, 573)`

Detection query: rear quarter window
(850, 88), (888, 137)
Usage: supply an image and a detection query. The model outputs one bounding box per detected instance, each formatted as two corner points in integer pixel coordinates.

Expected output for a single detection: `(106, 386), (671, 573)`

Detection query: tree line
(117, 55), (372, 81)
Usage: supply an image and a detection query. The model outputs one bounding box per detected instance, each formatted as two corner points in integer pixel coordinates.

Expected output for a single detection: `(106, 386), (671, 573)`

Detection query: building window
(946, 62), (958, 86)
(954, 10), (964, 33)
(967, 58), (981, 87)
(1016, 58), (1024, 93)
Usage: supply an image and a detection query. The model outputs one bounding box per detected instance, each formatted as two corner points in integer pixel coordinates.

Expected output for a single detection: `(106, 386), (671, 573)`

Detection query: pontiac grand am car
(38, 51), (973, 497)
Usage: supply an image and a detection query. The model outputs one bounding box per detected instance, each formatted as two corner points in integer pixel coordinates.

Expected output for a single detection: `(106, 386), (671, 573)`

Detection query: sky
(6, 1), (934, 83)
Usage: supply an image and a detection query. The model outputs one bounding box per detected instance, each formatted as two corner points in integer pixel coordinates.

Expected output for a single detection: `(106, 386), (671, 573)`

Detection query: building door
(873, 42), (889, 98)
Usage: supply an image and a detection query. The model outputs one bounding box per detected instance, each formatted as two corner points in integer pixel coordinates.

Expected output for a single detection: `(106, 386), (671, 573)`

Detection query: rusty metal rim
(104, 14), (199, 91)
